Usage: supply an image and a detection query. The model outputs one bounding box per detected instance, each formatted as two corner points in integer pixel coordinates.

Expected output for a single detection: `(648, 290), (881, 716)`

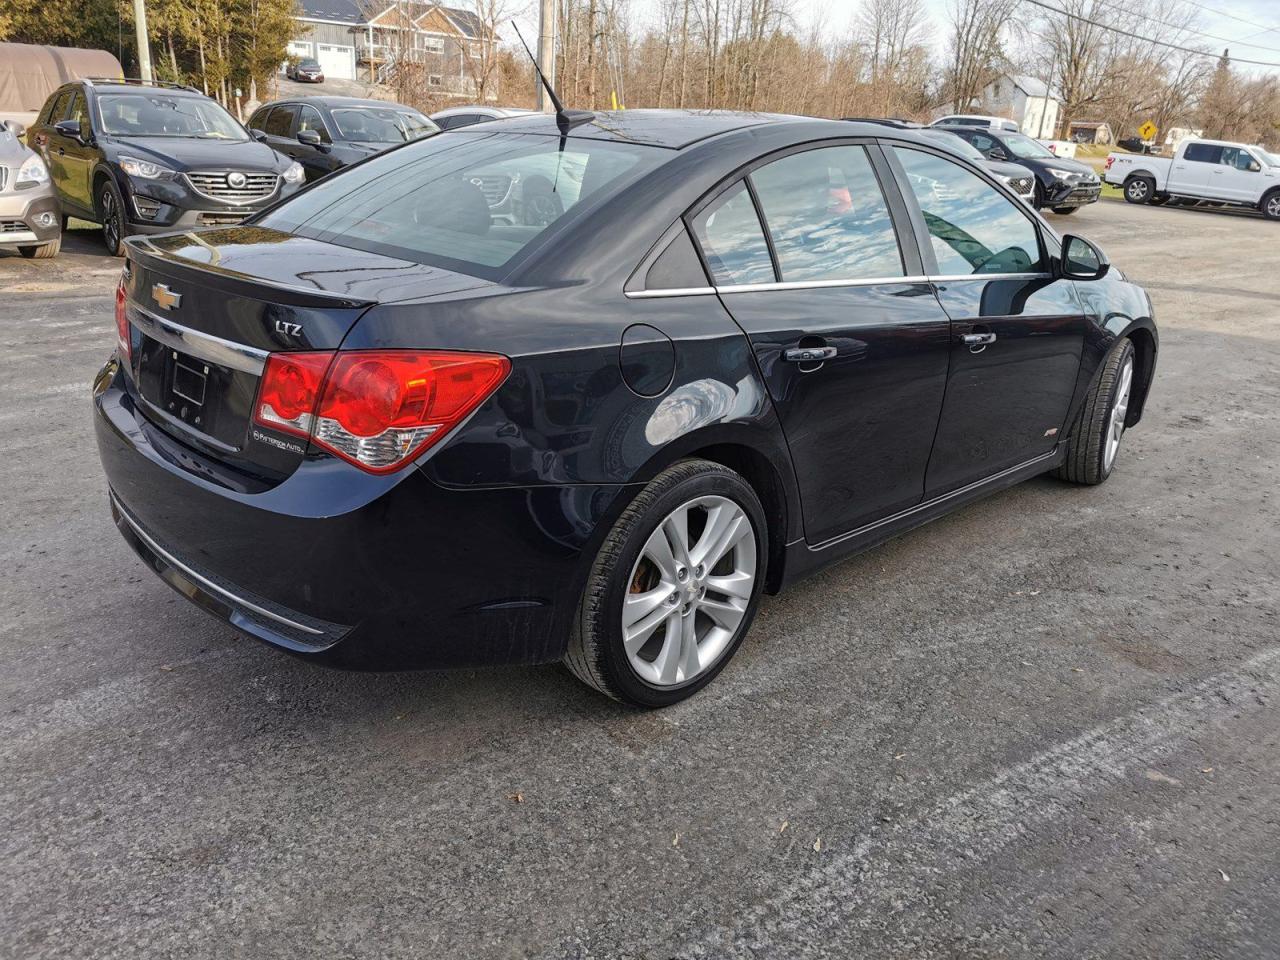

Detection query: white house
(979, 74), (1060, 139)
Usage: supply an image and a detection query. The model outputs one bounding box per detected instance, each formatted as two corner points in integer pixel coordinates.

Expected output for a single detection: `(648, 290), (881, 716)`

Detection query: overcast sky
(511, 0), (1280, 77)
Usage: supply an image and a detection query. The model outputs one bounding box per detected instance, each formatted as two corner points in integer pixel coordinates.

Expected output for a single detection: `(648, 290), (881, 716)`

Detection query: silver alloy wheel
(1127, 179), (1149, 201)
(621, 495), (757, 687)
(1267, 194), (1280, 219)
(1104, 356), (1134, 471)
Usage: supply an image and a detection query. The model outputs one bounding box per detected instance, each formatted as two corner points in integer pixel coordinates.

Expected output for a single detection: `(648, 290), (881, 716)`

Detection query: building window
(428, 75), (443, 87)
(423, 36), (444, 54)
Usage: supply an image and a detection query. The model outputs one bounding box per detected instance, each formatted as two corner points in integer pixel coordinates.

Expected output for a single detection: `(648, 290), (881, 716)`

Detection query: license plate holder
(172, 358), (208, 407)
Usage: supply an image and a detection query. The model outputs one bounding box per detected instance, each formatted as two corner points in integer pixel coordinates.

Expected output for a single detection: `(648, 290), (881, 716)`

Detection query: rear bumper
(93, 357), (633, 669)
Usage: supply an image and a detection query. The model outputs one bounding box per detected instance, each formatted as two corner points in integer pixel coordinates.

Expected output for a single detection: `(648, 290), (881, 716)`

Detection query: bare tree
(944, 0), (1018, 111)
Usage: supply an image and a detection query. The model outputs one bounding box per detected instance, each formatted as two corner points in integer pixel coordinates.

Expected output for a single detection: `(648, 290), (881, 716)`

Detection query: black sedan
(937, 124), (1102, 213)
(248, 97), (438, 182)
(95, 110), (1157, 706)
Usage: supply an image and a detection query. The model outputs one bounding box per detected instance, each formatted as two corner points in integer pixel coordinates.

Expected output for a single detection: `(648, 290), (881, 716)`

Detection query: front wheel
(1055, 339), (1136, 485)
(18, 236), (61, 259)
(564, 460), (767, 707)
(1262, 191), (1280, 221)
(98, 179), (128, 257)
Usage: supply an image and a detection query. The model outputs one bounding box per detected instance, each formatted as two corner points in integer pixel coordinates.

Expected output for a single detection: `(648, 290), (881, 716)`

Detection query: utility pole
(132, 0), (154, 82)
(537, 0), (556, 113)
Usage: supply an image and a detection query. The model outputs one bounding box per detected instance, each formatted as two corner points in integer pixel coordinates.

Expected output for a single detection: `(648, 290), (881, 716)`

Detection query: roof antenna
(511, 21), (594, 134)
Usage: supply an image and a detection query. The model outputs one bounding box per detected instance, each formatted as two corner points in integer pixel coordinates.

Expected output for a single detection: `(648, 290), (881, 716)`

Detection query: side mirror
(1061, 234), (1110, 281)
(988, 147), (1008, 161)
(1248, 160), (1261, 173)
(297, 129), (322, 147)
(5, 120), (26, 139)
(250, 128), (268, 142)
(54, 119), (83, 141)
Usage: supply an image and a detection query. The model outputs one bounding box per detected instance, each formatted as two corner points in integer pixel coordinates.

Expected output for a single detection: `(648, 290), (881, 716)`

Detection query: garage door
(316, 44), (355, 80)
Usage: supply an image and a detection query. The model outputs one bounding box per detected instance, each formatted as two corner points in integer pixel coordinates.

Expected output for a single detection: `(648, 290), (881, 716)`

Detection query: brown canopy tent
(0, 42), (124, 127)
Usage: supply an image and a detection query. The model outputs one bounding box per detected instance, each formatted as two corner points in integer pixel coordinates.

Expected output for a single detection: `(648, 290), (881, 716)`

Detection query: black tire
(18, 236), (61, 259)
(564, 460), (768, 707)
(1262, 190), (1280, 221)
(97, 178), (128, 257)
(1123, 176), (1154, 204)
(1033, 181), (1046, 210)
(1051, 205), (1079, 215)
(1055, 338), (1136, 485)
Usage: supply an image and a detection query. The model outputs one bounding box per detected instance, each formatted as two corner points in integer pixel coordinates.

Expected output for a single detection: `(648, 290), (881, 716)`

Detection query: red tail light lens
(254, 350), (510, 473)
(1104, 156), (1113, 170)
(115, 278), (129, 361)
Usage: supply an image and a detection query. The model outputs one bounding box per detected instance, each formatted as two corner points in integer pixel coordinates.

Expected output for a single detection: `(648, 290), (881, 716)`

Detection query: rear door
(688, 141), (952, 544)
(35, 88), (79, 211)
(1169, 142), (1219, 195)
(886, 145), (1086, 495)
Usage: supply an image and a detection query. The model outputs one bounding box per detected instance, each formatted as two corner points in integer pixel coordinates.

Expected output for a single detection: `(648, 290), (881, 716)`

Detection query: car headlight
(1046, 167), (1076, 181)
(283, 162), (305, 184)
(15, 153), (49, 188)
(119, 156), (175, 180)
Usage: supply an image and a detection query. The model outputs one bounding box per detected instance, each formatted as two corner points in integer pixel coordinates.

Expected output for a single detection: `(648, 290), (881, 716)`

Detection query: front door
(61, 92), (97, 213)
(887, 146), (1087, 496)
(687, 143), (952, 544)
(1213, 147), (1265, 202)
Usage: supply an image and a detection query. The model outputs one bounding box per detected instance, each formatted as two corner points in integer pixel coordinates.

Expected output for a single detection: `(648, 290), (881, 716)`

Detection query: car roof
(431, 105), (534, 118)
(266, 96), (419, 110)
(459, 109), (828, 149)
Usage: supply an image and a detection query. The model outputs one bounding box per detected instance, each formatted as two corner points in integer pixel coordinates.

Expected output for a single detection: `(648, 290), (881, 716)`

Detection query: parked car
(429, 105), (536, 130)
(843, 118), (1036, 205)
(28, 79), (305, 255)
(248, 96), (438, 182)
(287, 58), (324, 83)
(0, 119), (62, 258)
(942, 126), (1101, 213)
(1104, 138), (1280, 219)
(931, 114), (1020, 133)
(95, 111), (1157, 707)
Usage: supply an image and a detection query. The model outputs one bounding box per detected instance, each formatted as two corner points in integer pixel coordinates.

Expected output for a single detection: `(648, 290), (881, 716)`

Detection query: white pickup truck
(1104, 138), (1280, 220)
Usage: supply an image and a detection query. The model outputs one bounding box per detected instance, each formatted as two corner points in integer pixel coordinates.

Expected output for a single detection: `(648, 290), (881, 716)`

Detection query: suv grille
(185, 171), (279, 205)
(1, 219), (28, 233)
(1009, 176), (1034, 195)
(470, 174), (512, 206)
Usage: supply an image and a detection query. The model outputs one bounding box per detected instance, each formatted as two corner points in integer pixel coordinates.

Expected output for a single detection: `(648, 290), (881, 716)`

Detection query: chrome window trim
(626, 272), (1053, 298)
(111, 494), (324, 636)
(129, 304), (269, 375)
(624, 286), (717, 299)
(717, 275), (931, 294)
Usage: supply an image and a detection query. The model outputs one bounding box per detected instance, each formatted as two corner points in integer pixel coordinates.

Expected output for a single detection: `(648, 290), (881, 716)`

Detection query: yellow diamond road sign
(1138, 120), (1158, 141)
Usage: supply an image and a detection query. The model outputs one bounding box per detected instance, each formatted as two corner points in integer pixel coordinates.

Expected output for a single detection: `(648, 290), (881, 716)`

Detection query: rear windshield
(256, 131), (664, 279)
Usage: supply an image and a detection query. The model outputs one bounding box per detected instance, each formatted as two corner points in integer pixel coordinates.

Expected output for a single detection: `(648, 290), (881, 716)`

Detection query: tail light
(254, 350), (510, 473)
(1104, 156), (1114, 170)
(115, 277), (129, 362)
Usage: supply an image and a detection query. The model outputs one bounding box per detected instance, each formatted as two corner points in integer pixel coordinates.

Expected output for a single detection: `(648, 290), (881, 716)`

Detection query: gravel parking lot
(3, 200), (1279, 959)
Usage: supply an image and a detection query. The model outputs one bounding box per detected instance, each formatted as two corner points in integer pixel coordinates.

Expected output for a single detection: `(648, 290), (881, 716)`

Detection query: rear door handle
(783, 345), (837, 362)
(961, 332), (997, 346)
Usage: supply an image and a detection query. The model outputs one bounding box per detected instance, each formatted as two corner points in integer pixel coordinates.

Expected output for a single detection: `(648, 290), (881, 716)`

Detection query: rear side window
(749, 145), (903, 282)
(893, 147), (1044, 276)
(264, 105), (296, 137)
(1183, 142), (1223, 164)
(689, 181), (776, 286)
(257, 131), (664, 279)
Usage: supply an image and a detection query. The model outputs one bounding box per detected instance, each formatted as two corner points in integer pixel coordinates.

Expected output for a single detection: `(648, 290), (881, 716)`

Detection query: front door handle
(783, 345), (837, 363)
(961, 331), (997, 354)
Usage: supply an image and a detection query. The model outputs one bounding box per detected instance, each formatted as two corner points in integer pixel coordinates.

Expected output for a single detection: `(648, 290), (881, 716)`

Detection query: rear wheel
(98, 179), (128, 257)
(18, 236), (60, 259)
(1055, 338), (1136, 485)
(1124, 176), (1154, 204)
(1262, 191), (1280, 221)
(565, 460), (767, 707)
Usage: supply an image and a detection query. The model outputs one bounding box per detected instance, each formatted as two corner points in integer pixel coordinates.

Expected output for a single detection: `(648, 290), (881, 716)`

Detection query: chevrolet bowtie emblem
(152, 283), (182, 310)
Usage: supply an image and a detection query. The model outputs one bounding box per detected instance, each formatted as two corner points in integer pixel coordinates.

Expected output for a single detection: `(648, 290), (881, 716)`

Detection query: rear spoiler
(125, 234), (379, 311)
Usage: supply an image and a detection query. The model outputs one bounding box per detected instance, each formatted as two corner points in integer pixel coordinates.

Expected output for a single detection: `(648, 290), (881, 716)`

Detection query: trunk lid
(121, 225), (487, 481)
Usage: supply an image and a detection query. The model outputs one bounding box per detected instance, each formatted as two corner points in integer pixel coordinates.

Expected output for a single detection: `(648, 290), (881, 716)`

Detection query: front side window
(1220, 147), (1257, 171)
(894, 147), (1044, 276)
(749, 145), (903, 282)
(45, 90), (73, 126)
(97, 94), (247, 140)
(70, 93), (91, 133)
(999, 133), (1056, 159)
(689, 181), (776, 286)
(298, 105), (331, 143)
(256, 132), (662, 278)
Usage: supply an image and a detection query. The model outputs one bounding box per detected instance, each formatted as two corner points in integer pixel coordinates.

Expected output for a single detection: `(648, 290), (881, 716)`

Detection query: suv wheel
(18, 237), (61, 259)
(1263, 191), (1280, 221)
(98, 179), (128, 257)
(564, 460), (767, 707)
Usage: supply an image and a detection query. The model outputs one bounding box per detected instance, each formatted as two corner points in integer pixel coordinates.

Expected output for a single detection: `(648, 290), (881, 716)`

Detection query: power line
(1087, 0), (1280, 55)
(1175, 0), (1280, 38)
(1019, 0), (1280, 68)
